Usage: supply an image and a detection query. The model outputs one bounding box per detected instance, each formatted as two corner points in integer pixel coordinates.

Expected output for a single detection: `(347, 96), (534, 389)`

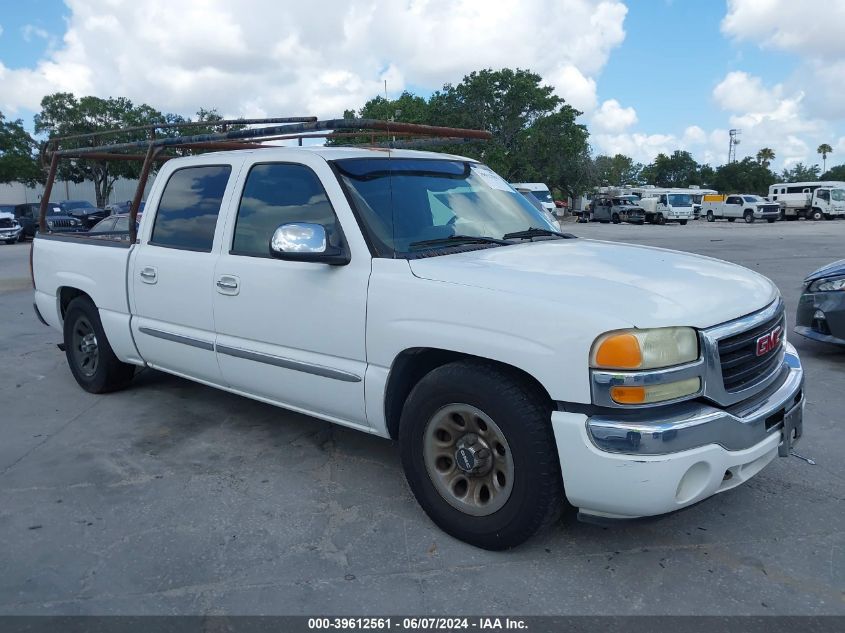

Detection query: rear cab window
(149, 165), (232, 252)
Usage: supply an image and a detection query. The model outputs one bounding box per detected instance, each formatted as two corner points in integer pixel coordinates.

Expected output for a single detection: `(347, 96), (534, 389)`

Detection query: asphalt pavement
(0, 220), (843, 615)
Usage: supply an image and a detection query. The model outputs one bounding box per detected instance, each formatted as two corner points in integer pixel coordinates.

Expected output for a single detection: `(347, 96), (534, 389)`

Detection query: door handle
(139, 267), (157, 283)
(216, 276), (240, 295)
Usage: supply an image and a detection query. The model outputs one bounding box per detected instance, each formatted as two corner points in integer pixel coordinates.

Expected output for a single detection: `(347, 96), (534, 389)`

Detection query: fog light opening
(722, 470), (733, 482)
(675, 461), (711, 504)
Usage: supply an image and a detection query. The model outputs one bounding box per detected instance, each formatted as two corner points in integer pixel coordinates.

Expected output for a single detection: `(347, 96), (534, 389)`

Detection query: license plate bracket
(778, 401), (803, 457)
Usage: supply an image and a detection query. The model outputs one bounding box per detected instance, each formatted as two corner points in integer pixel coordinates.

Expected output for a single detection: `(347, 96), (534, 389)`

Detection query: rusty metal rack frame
(38, 117), (492, 244)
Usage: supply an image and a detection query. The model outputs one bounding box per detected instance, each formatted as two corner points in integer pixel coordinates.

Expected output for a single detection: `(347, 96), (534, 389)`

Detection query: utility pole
(728, 129), (741, 164)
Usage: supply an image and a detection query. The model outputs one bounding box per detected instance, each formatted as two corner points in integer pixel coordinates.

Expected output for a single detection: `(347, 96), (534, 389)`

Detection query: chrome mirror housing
(271, 223), (327, 255)
(269, 223), (349, 266)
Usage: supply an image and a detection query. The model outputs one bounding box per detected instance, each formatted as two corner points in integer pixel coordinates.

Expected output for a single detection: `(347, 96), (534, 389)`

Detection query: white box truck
(768, 181), (845, 220)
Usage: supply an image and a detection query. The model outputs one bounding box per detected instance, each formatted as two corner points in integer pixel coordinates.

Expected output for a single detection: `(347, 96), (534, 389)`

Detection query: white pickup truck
(33, 146), (805, 549)
(702, 194), (781, 223)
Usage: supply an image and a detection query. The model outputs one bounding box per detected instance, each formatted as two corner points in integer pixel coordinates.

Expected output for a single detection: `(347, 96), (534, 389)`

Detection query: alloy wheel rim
(422, 404), (514, 517)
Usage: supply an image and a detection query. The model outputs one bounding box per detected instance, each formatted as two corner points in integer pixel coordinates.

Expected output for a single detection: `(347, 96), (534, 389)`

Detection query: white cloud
(0, 0), (627, 120)
(21, 25), (50, 42)
(722, 0), (845, 120)
(591, 98), (637, 133)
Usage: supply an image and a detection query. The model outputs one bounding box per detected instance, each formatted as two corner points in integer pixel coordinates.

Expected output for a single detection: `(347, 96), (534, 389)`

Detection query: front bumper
(795, 290), (845, 346)
(0, 226), (22, 241)
(552, 343), (804, 519)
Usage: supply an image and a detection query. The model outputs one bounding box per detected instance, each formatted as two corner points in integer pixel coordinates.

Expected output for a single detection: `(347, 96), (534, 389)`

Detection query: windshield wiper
(409, 235), (511, 250)
(502, 227), (577, 241)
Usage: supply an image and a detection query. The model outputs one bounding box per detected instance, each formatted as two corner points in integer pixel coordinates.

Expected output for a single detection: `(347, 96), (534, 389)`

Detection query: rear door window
(150, 165), (232, 252)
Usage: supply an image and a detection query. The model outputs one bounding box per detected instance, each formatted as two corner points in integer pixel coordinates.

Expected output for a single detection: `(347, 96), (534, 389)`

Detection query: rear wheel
(744, 210), (754, 223)
(399, 360), (564, 550)
(811, 208), (824, 221)
(611, 213), (620, 224)
(63, 296), (135, 393)
(656, 213), (666, 225)
(706, 211), (715, 222)
(679, 220), (688, 225)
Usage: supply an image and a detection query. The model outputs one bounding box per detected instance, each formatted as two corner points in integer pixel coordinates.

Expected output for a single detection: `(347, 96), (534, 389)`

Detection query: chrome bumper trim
(587, 343), (803, 455)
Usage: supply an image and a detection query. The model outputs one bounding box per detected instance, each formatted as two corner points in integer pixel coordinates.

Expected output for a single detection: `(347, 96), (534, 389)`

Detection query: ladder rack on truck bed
(37, 116), (493, 244)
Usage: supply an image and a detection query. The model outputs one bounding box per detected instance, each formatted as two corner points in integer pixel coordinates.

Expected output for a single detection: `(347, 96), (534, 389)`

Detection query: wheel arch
(58, 286), (94, 321)
(383, 347), (553, 441)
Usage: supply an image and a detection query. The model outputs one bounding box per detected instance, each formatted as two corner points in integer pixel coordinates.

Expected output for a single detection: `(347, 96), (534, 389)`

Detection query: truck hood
(408, 239), (778, 329)
(804, 259), (845, 283)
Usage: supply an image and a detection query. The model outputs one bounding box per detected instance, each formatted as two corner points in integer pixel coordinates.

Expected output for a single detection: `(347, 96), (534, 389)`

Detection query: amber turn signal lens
(593, 333), (643, 369)
(609, 386), (646, 404)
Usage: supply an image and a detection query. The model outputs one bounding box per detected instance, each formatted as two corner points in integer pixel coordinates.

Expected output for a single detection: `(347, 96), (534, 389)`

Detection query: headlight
(808, 276), (845, 292)
(70, 219), (80, 226)
(590, 327), (699, 370)
(46, 219), (54, 228)
(610, 377), (701, 405)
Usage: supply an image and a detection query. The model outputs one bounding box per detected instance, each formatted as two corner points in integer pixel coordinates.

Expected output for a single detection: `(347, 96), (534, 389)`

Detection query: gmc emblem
(756, 326), (783, 357)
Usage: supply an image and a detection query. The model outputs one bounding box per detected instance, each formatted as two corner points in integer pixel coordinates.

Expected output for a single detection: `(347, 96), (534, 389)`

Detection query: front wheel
(706, 211), (715, 222)
(656, 213), (666, 225)
(810, 208), (824, 221)
(611, 213), (620, 224)
(744, 210), (754, 223)
(399, 360), (564, 550)
(63, 296), (136, 393)
(767, 218), (776, 223)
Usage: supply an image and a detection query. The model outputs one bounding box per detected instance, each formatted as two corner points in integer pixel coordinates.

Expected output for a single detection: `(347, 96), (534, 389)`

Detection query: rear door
(130, 157), (241, 384)
(211, 154), (371, 426)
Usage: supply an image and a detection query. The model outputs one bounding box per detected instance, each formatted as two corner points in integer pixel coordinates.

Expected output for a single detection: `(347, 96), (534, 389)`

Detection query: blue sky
(1, 0), (841, 170)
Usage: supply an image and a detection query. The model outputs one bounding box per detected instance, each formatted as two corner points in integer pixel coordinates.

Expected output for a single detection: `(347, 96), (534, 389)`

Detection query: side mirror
(269, 223), (349, 266)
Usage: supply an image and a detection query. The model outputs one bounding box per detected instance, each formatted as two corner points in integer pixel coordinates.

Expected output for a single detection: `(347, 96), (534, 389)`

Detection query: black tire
(679, 220), (688, 225)
(706, 211), (715, 222)
(744, 210), (754, 223)
(399, 360), (564, 550)
(811, 208), (823, 221)
(4, 239), (14, 245)
(611, 213), (620, 224)
(656, 213), (666, 225)
(63, 296), (135, 394)
(767, 218), (776, 223)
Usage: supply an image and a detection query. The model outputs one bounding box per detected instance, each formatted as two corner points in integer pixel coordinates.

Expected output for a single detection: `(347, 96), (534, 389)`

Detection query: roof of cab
(168, 145), (477, 165)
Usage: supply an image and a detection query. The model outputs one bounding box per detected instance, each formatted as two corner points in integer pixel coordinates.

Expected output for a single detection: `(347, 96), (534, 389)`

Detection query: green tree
(711, 157), (776, 195)
(821, 164), (845, 180)
(34, 93), (167, 206)
(641, 150), (702, 187)
(593, 154), (643, 186)
(0, 111), (41, 185)
(817, 143), (833, 173)
(756, 147), (775, 169)
(780, 162), (821, 182)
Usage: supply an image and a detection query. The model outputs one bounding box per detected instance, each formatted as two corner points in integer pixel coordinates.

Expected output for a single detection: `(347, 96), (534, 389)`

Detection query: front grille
(761, 205), (779, 213)
(718, 306), (785, 392)
(0, 218), (12, 228)
(50, 219), (75, 228)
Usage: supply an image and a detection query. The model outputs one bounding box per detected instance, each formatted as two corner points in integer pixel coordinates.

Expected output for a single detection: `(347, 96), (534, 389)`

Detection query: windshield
(335, 159), (558, 256)
(61, 201), (95, 210)
(743, 195), (763, 203)
(831, 189), (845, 202)
(667, 194), (692, 207)
(530, 189), (553, 203)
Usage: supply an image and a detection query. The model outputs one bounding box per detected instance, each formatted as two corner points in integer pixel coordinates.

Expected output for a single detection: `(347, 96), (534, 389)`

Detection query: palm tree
(817, 144), (833, 173)
(756, 147), (775, 169)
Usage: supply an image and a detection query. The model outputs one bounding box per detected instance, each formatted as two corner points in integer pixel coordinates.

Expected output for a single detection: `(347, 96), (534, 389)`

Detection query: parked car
(59, 200), (110, 228)
(795, 259), (845, 346)
(0, 205), (23, 244)
(702, 194), (780, 223)
(89, 213), (142, 242)
(33, 147), (804, 549)
(12, 202), (85, 239)
(590, 196), (645, 224)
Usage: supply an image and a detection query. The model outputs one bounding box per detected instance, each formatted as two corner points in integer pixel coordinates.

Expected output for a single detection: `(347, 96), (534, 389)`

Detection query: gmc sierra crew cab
(32, 146), (805, 549)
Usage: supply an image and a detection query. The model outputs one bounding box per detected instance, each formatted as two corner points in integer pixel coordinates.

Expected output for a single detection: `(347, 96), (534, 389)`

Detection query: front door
(212, 156), (370, 426)
(131, 160), (239, 385)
